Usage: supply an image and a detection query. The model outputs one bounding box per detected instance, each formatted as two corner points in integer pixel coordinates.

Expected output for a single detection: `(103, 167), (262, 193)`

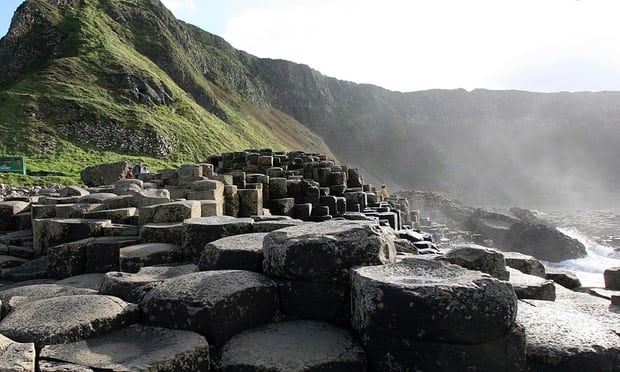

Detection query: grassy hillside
(0, 0), (332, 185)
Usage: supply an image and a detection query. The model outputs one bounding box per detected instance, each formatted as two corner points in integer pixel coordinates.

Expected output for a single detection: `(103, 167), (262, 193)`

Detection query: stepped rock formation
(0, 153), (618, 370)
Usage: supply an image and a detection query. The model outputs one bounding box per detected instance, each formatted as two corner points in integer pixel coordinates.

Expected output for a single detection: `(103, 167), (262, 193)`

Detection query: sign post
(0, 156), (26, 175)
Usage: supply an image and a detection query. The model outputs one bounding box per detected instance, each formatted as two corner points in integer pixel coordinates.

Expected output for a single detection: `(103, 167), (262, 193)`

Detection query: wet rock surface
(39, 324), (210, 371)
(215, 320), (366, 371)
(518, 299), (620, 371)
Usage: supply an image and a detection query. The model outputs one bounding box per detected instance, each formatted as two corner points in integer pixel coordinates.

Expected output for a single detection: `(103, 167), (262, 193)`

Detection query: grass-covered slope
(0, 0), (331, 184)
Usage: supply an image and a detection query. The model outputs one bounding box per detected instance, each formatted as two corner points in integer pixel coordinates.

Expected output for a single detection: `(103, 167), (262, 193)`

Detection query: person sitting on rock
(126, 168), (134, 179)
(378, 184), (389, 201)
(132, 161), (143, 177)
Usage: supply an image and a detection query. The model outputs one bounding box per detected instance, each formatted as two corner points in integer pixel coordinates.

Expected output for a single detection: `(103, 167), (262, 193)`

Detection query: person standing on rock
(378, 184), (389, 201)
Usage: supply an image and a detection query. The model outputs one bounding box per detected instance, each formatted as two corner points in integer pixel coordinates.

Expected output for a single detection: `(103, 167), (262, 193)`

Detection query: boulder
(393, 238), (419, 254)
(39, 324), (210, 371)
(604, 267), (620, 290)
(100, 263), (198, 303)
(545, 267), (582, 289)
(508, 268), (556, 301)
(119, 243), (182, 273)
(198, 233), (266, 272)
(518, 299), (620, 371)
(503, 221), (587, 262)
(33, 218), (111, 256)
(502, 251), (546, 277)
(269, 198), (295, 216)
(80, 161), (129, 187)
(466, 208), (519, 245)
(114, 179), (143, 194)
(139, 200), (201, 225)
(47, 236), (140, 279)
(0, 284), (97, 316)
(140, 222), (183, 244)
(59, 186), (89, 198)
(0, 295), (139, 347)
(181, 216), (254, 262)
(440, 243), (509, 280)
(141, 270), (277, 347)
(351, 258), (518, 345)
(215, 320), (367, 371)
(0, 333), (35, 372)
(263, 220), (396, 282)
(0, 201), (30, 231)
(131, 189), (171, 208)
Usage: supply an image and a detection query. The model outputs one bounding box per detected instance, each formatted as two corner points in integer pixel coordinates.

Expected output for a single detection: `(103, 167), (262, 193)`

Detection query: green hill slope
(0, 0), (331, 183)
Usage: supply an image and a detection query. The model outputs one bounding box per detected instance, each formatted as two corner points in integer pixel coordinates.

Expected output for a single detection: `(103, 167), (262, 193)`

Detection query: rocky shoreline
(0, 150), (619, 371)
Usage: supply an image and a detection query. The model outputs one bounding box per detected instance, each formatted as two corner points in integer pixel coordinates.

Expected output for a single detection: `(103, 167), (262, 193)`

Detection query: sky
(1, 0), (620, 93)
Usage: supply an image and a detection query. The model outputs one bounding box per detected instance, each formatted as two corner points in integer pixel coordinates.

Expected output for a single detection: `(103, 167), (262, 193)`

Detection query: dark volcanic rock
(440, 243), (509, 280)
(40, 324), (210, 371)
(80, 161), (129, 187)
(545, 267), (582, 289)
(0, 295), (139, 347)
(466, 208), (519, 245)
(508, 267), (556, 301)
(181, 216), (254, 262)
(119, 242), (182, 273)
(262, 220), (396, 281)
(215, 320), (366, 371)
(0, 201), (30, 231)
(503, 221), (586, 262)
(0, 333), (35, 371)
(351, 258), (518, 344)
(503, 251), (546, 278)
(277, 280), (350, 325)
(140, 270), (277, 347)
(604, 267), (620, 290)
(198, 232), (266, 272)
(100, 263), (198, 303)
(518, 299), (620, 371)
(351, 258), (522, 371)
(360, 324), (526, 372)
(0, 283), (97, 316)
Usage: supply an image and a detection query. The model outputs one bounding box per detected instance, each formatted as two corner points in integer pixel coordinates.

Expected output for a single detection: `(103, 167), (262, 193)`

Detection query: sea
(527, 209), (620, 288)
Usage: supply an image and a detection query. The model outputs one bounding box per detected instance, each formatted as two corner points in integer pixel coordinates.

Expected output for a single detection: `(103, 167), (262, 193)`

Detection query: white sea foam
(543, 227), (620, 287)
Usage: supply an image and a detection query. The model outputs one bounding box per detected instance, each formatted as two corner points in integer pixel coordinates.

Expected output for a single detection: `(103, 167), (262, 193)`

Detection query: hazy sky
(2, 0), (620, 92)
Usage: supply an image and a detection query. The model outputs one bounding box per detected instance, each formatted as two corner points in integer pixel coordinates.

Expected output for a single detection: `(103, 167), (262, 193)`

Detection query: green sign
(0, 156), (26, 175)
